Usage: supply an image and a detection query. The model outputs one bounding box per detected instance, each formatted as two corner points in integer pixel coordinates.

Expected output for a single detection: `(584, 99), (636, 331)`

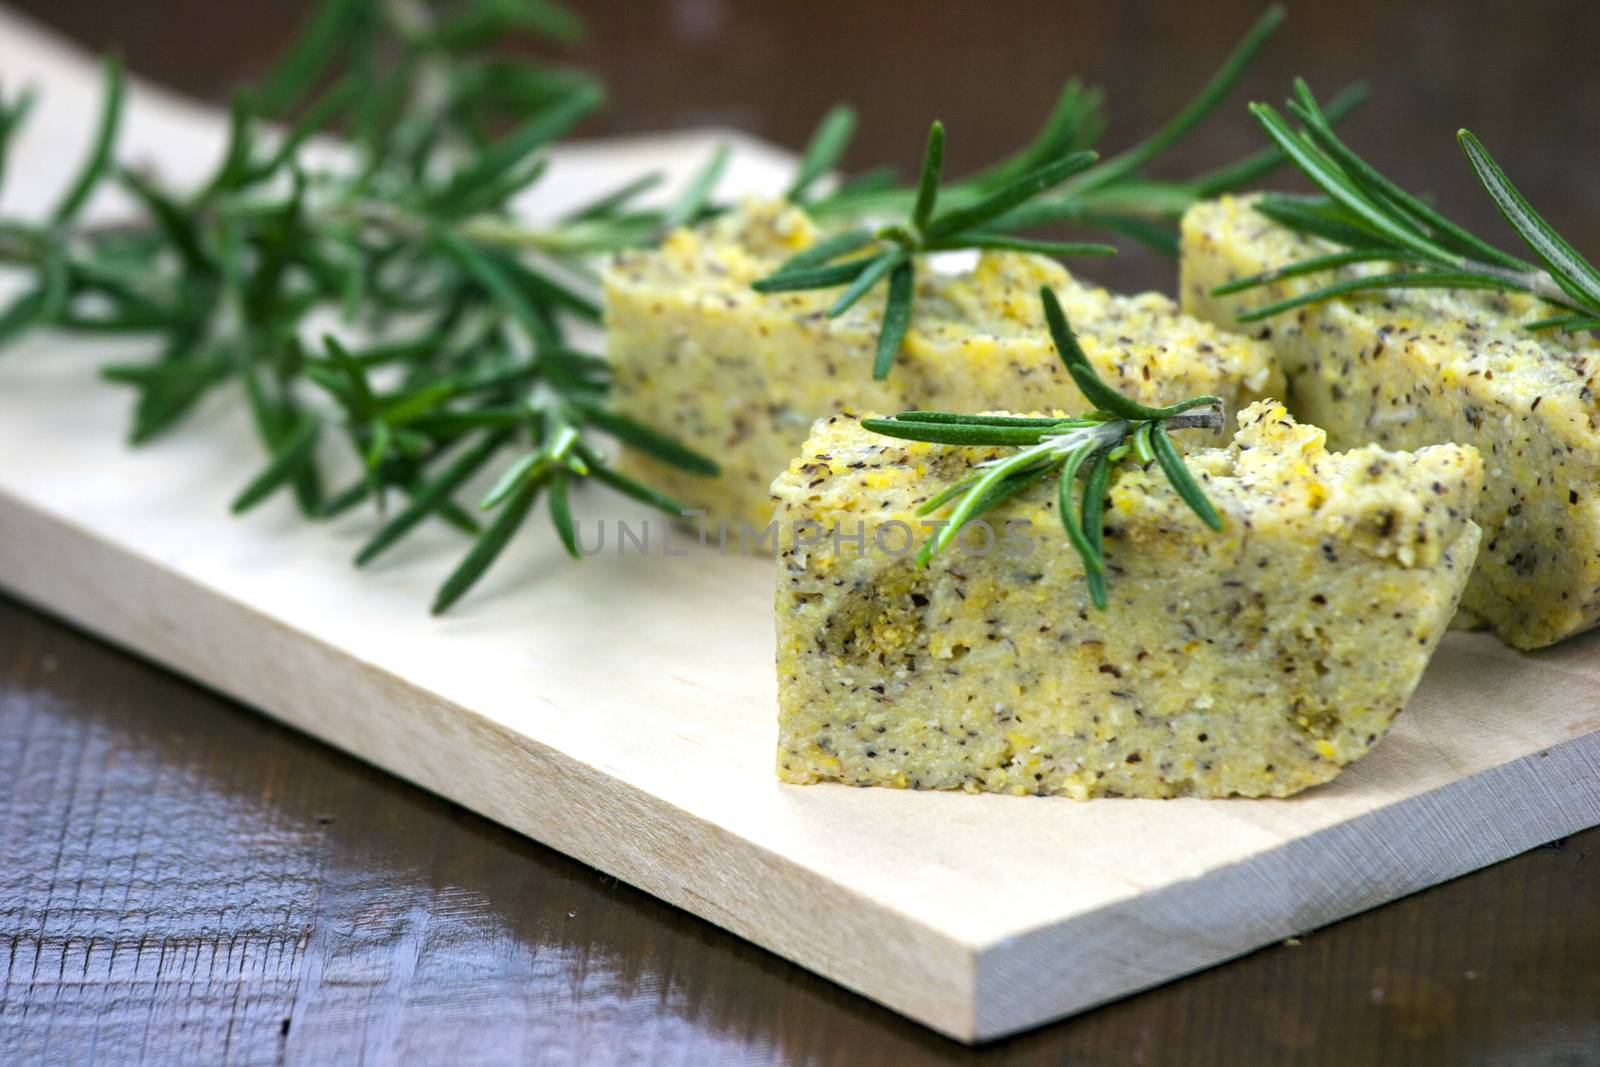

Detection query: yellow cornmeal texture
(605, 200), (1282, 530)
(771, 402), (1482, 799)
(1181, 194), (1600, 650)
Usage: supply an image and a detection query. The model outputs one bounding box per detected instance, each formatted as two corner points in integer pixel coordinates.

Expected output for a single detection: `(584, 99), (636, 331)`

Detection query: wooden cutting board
(1, 9), (1596, 1043)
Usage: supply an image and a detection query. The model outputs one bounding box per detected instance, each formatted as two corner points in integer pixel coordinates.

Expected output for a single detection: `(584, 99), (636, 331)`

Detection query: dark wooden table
(4, 1), (1599, 1063)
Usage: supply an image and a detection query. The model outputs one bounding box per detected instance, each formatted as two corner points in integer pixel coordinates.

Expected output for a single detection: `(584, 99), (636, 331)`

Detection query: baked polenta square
(771, 402), (1482, 799)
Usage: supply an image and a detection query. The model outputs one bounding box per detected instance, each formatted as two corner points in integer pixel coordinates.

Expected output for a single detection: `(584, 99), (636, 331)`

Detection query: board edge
(0, 485), (986, 1041)
(970, 728), (1600, 1040)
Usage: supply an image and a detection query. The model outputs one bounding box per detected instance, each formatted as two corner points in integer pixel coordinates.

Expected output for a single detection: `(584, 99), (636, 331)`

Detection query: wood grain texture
(3, 0), (1600, 1055)
(5, 596), (1599, 1065)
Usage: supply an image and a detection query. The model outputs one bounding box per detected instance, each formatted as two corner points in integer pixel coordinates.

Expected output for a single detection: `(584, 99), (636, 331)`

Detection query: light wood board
(1, 10), (1597, 1043)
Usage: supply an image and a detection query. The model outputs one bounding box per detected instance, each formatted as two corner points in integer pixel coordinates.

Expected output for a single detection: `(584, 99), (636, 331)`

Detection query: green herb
(752, 5), (1366, 380)
(0, 0), (720, 613)
(754, 121), (1109, 379)
(785, 104), (857, 205)
(0, 0), (1320, 614)
(862, 288), (1224, 608)
(1214, 79), (1600, 331)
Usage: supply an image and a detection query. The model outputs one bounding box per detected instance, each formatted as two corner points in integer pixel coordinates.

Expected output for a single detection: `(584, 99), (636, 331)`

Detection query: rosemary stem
(458, 216), (588, 253)
(324, 198), (603, 259)
(1161, 406), (1226, 433)
(1411, 256), (1585, 315)
(1499, 265), (1588, 311)
(0, 232), (35, 263)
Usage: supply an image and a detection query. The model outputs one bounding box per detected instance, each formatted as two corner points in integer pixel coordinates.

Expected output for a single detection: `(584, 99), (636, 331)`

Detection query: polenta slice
(1182, 194), (1600, 649)
(605, 200), (1281, 530)
(771, 402), (1482, 799)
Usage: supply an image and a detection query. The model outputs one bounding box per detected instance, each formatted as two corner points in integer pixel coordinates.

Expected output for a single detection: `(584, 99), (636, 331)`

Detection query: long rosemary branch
(750, 5), (1369, 380)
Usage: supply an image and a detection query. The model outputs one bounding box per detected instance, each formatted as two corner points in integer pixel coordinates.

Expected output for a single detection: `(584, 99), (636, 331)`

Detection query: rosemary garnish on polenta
(864, 288), (1224, 608)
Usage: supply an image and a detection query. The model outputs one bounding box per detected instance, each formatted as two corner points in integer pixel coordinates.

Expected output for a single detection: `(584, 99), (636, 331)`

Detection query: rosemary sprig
(750, 5), (1367, 380)
(793, 7), (1334, 234)
(863, 288), (1224, 608)
(0, 0), (721, 613)
(1214, 79), (1600, 331)
(753, 122), (1110, 379)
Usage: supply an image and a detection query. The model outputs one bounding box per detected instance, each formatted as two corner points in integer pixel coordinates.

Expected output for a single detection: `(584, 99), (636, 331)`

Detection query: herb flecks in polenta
(772, 403), (1483, 799)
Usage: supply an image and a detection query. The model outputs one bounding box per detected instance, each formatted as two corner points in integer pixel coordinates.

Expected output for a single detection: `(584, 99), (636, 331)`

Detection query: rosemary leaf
(119, 169), (210, 273)
(929, 233), (1115, 257)
(1079, 446), (1114, 608)
(1082, 213), (1180, 256)
(1151, 421), (1222, 530)
(1252, 195), (1381, 250)
(1524, 314), (1600, 333)
(425, 85), (601, 212)
(260, 77), (361, 177)
(256, 0), (364, 115)
(584, 457), (688, 516)
(873, 261), (915, 380)
(1209, 248), (1403, 296)
(886, 412), (1074, 428)
(0, 86), (39, 191)
(53, 56), (124, 224)
(322, 335), (376, 417)
(916, 448), (1033, 564)
(1057, 446), (1102, 579)
(766, 229), (874, 276)
(433, 479), (541, 615)
(752, 255), (876, 293)
(440, 231), (566, 341)
(1458, 129), (1600, 308)
(570, 401), (720, 477)
(910, 122), (945, 234)
(1233, 270), (1513, 323)
(230, 415), (322, 514)
(0, 289), (48, 349)
(860, 417), (1054, 447)
(828, 250), (904, 318)
(1059, 4), (1284, 199)
(548, 470), (581, 558)
(481, 451), (542, 510)
(967, 79), (1105, 191)
(925, 149), (1096, 240)
(1131, 422), (1156, 465)
(206, 91), (259, 197)
(787, 104), (857, 203)
(661, 143), (730, 234)
(1043, 286), (1162, 420)
(564, 172), (665, 222)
